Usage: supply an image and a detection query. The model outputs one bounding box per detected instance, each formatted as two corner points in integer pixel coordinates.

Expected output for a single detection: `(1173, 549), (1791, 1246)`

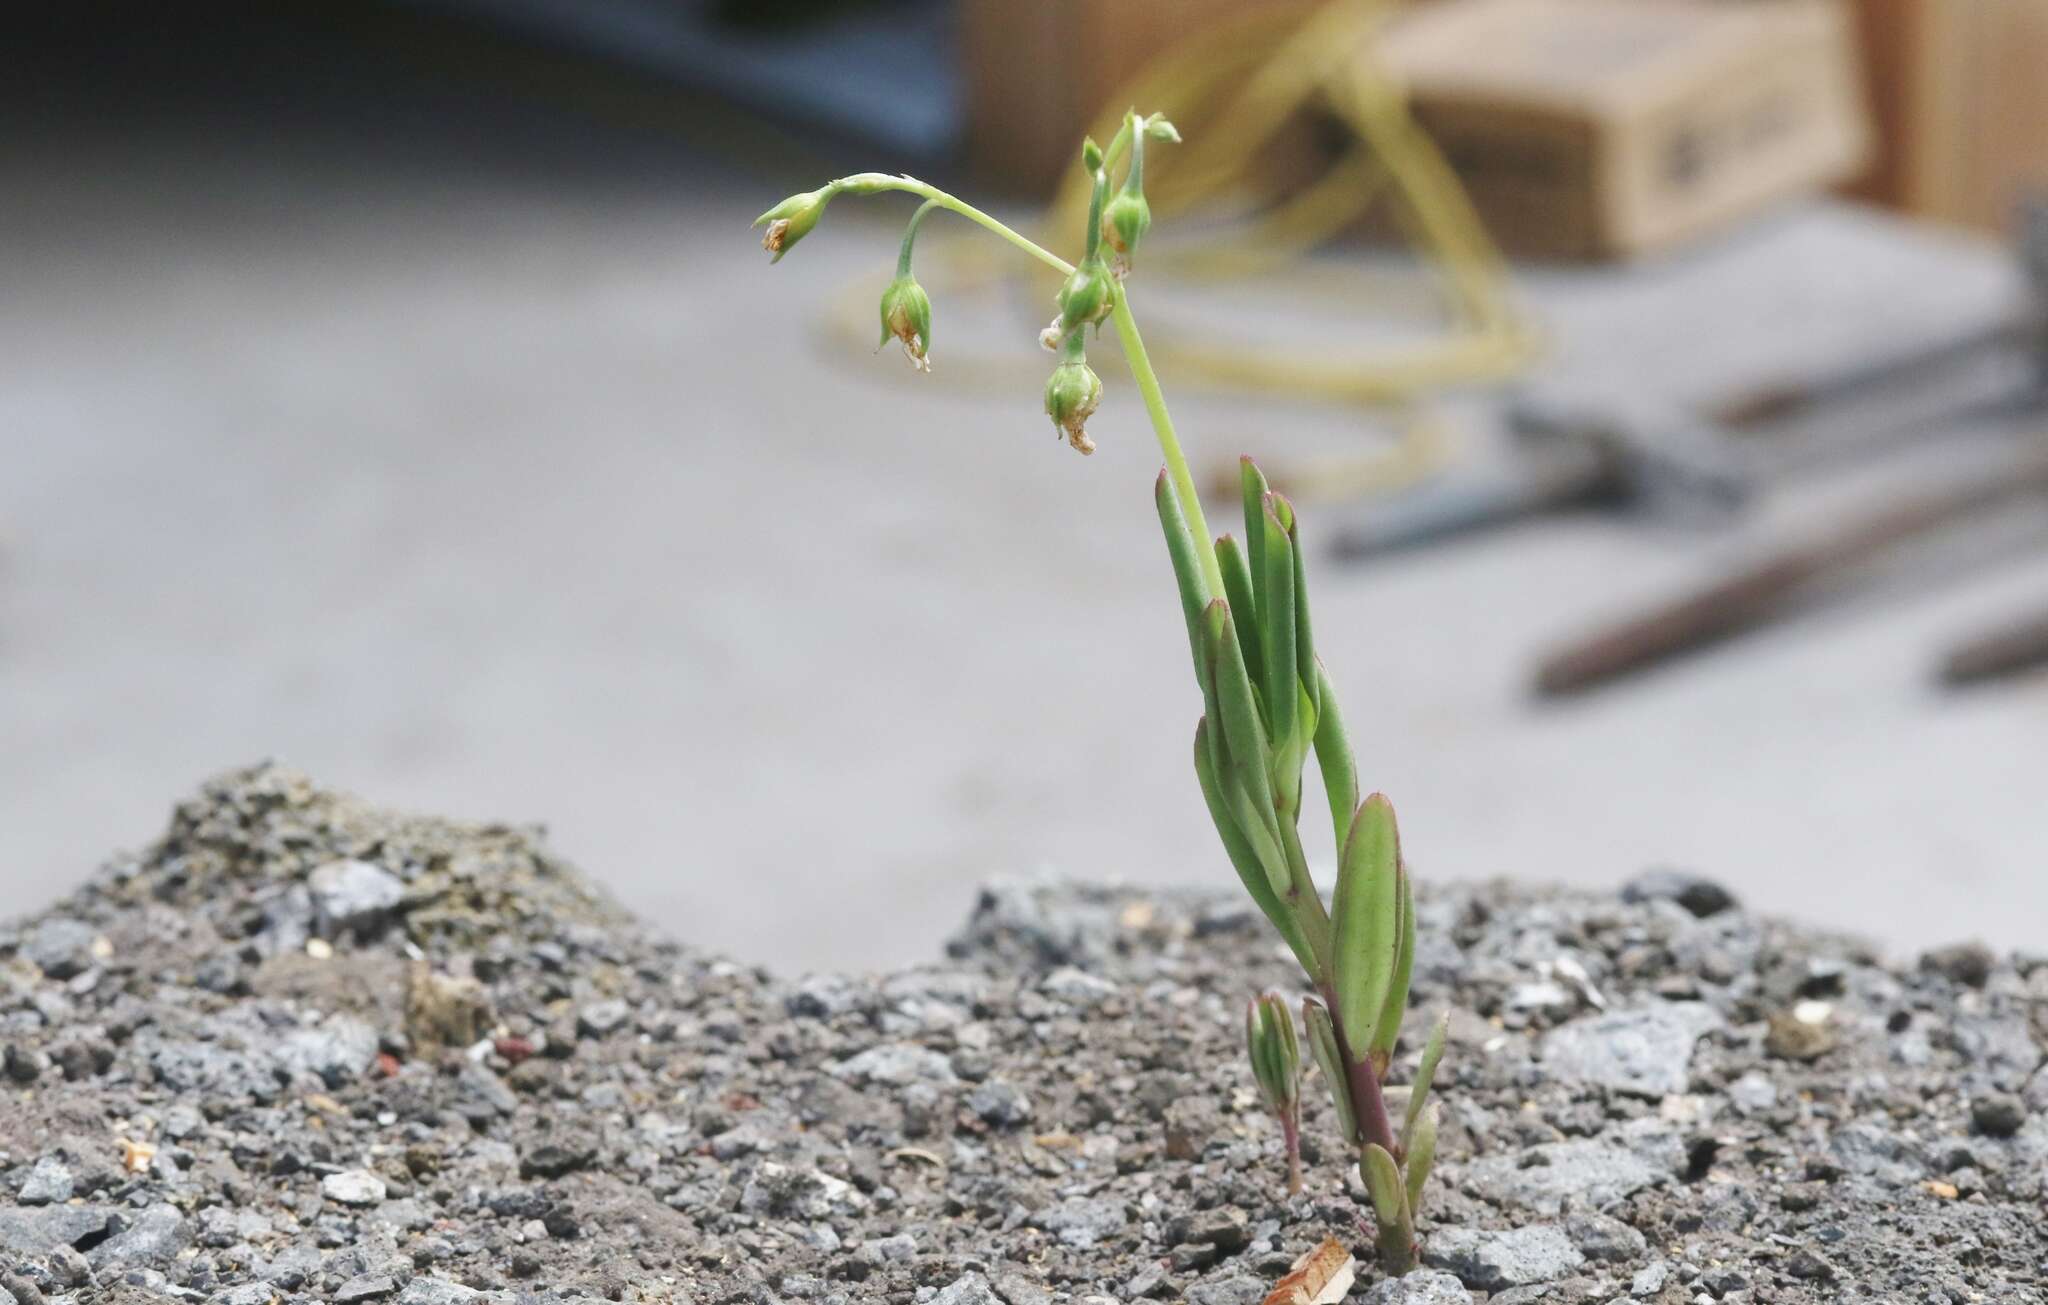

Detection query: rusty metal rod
(1534, 448), (2048, 697)
(1939, 607), (2048, 686)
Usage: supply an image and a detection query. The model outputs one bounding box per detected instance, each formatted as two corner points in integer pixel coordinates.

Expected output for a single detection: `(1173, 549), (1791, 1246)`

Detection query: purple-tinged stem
(1280, 1110), (1303, 1196)
(1315, 981), (1398, 1158)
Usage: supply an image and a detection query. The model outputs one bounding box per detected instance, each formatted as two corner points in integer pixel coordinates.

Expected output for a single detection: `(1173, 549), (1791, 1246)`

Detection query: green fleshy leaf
(1240, 458), (1271, 629)
(1331, 794), (1402, 1060)
(1368, 860), (1416, 1069)
(1259, 496), (1298, 776)
(1196, 614), (1230, 782)
(1403, 1010), (1450, 1148)
(1283, 494), (1320, 719)
(1404, 1102), (1438, 1215)
(1301, 997), (1359, 1145)
(1202, 606), (1288, 894)
(1206, 599), (1280, 839)
(1224, 775), (1288, 902)
(1154, 470), (1210, 676)
(1361, 1142), (1408, 1228)
(1312, 665), (1359, 851)
(1294, 680), (1319, 764)
(1197, 720), (1313, 972)
(1215, 534), (1264, 691)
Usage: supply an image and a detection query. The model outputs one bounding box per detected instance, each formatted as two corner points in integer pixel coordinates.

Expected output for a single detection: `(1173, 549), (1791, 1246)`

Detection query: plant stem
(1111, 290), (1226, 598)
(1375, 1209), (1416, 1275)
(1100, 114), (1136, 180)
(837, 173), (1074, 277)
(1281, 1111), (1304, 1196)
(1083, 165), (1108, 261)
(1278, 820), (1333, 973)
(897, 200), (940, 276)
(1314, 980), (1399, 1159)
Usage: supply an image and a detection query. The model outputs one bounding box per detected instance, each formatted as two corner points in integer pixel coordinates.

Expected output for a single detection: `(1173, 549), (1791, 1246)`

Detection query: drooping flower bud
(1044, 357), (1103, 455)
(877, 274), (933, 372)
(753, 186), (837, 263)
(1143, 113), (1181, 144)
(1101, 108), (1168, 273)
(1056, 257), (1115, 336)
(1100, 189), (1151, 266)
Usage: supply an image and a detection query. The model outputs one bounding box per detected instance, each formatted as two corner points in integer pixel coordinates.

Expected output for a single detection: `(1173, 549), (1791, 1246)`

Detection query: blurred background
(6, 0), (2048, 972)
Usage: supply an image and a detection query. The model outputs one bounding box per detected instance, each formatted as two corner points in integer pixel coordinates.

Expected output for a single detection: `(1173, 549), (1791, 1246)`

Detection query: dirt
(2, 763), (2045, 1304)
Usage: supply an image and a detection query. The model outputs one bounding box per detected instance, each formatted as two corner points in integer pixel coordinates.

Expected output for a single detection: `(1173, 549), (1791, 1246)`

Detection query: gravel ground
(2, 764), (2045, 1305)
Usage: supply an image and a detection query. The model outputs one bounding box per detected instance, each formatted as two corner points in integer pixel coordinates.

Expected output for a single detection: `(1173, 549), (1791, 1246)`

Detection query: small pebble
(1620, 869), (1737, 918)
(17, 1156), (74, 1205)
(1919, 942), (1996, 988)
(966, 1078), (1034, 1129)
(577, 999), (631, 1038)
(1971, 1092), (2026, 1139)
(321, 1170), (388, 1207)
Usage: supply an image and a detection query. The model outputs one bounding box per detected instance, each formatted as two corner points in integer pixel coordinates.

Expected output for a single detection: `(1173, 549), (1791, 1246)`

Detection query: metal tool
(1328, 395), (1751, 559)
(1328, 203), (2048, 562)
(1531, 446), (2048, 696)
(1938, 606), (2048, 687)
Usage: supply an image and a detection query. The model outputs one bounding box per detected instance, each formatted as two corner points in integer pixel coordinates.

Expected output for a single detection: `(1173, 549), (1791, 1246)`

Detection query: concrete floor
(6, 12), (2048, 972)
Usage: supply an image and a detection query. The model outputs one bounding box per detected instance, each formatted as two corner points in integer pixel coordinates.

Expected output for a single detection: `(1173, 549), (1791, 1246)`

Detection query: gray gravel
(1, 764), (2045, 1303)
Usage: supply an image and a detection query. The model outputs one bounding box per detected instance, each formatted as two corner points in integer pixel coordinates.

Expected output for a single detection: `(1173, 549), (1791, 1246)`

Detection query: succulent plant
(754, 107), (1451, 1275)
(1160, 447), (1451, 1272)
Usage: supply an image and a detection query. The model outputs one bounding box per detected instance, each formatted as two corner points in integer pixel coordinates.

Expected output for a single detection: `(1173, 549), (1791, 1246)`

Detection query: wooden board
(1844, 0), (2048, 233)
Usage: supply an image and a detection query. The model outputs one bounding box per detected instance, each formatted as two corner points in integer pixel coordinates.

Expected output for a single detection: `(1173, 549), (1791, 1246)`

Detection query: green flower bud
(1044, 358), (1102, 455)
(1101, 189), (1151, 265)
(753, 186), (836, 263)
(1099, 108), (1170, 274)
(877, 274), (933, 372)
(1246, 991), (1301, 1115)
(1056, 256), (1115, 335)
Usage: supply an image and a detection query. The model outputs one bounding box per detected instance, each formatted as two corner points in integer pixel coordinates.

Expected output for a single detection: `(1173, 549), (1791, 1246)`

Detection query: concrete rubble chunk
(934, 1273), (1003, 1305)
(1539, 1003), (1725, 1096)
(1424, 1224), (1585, 1291)
(321, 1169), (388, 1207)
(17, 1156), (74, 1205)
(309, 858), (406, 937)
(1363, 1270), (1474, 1304)
(85, 1203), (188, 1269)
(1463, 1139), (1668, 1215)
(22, 917), (99, 980)
(826, 1043), (957, 1086)
(0, 1205), (111, 1255)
